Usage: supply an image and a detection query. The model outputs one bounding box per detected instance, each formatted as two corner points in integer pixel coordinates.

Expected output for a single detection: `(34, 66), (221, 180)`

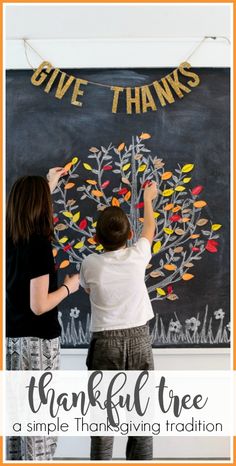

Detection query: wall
(5, 3), (232, 460)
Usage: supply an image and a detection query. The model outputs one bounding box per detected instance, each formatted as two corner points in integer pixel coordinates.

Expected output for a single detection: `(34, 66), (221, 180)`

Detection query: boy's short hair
(96, 206), (131, 251)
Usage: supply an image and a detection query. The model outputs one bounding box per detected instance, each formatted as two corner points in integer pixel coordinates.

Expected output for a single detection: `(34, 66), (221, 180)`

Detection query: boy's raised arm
(141, 181), (158, 245)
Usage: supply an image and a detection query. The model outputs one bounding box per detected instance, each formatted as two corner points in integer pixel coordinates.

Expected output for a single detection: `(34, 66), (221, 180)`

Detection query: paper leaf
(55, 223), (68, 231)
(86, 179), (97, 185)
(163, 227), (174, 235)
(138, 164), (147, 172)
(181, 163), (194, 173)
(64, 183), (75, 190)
(175, 228), (185, 235)
(96, 244), (104, 251)
(63, 211), (73, 219)
(64, 162), (72, 171)
(196, 218), (208, 226)
(112, 197), (120, 207)
(72, 212), (81, 223)
(182, 273), (194, 281)
(164, 264), (177, 271)
(117, 142), (125, 151)
(156, 287), (166, 296)
(83, 163), (92, 170)
(123, 163), (131, 171)
(72, 157), (78, 165)
(59, 236), (68, 244)
(167, 293), (179, 301)
(153, 240), (162, 254)
(59, 260), (70, 269)
(92, 190), (103, 197)
(124, 191), (131, 201)
(164, 203), (174, 211)
(162, 189), (174, 197)
(122, 177), (130, 185)
(150, 270), (164, 278)
(74, 241), (84, 249)
(140, 132), (151, 140)
(211, 224), (222, 231)
(175, 186), (186, 192)
(52, 248), (58, 257)
(161, 171), (172, 180)
(194, 200), (207, 208)
(183, 177), (191, 183)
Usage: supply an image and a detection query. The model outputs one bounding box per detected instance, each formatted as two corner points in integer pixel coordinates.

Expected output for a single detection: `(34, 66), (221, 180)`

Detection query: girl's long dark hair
(6, 176), (54, 244)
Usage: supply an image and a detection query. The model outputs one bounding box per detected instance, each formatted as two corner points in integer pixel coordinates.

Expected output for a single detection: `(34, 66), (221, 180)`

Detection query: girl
(6, 168), (79, 461)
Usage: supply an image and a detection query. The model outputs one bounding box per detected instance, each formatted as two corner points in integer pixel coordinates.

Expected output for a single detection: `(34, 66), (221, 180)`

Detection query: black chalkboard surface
(6, 68), (230, 348)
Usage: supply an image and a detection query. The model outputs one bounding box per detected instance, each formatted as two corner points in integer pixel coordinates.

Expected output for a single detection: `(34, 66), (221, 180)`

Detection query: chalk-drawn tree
(52, 133), (222, 303)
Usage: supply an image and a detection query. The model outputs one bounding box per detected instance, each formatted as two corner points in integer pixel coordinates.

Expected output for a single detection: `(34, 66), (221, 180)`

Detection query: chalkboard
(6, 67), (230, 348)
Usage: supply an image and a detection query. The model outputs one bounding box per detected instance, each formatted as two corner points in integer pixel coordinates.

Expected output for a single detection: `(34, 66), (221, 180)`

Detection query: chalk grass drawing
(53, 133), (223, 303)
(58, 305), (230, 347)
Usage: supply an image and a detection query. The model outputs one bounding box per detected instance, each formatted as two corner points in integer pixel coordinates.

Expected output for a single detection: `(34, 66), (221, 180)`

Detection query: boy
(80, 181), (158, 461)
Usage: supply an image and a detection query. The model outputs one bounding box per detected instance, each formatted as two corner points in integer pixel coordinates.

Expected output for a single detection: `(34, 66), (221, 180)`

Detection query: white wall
(5, 3), (232, 461)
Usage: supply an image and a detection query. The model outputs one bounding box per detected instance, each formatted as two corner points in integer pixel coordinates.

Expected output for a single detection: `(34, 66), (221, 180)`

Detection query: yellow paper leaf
(181, 163), (194, 173)
(162, 189), (174, 197)
(59, 236), (68, 244)
(194, 200), (207, 208)
(74, 241), (84, 249)
(211, 224), (222, 231)
(153, 212), (160, 218)
(175, 185), (186, 192)
(64, 183), (75, 190)
(92, 189), (103, 197)
(156, 287), (166, 296)
(72, 212), (81, 223)
(164, 264), (177, 271)
(161, 171), (172, 180)
(183, 177), (191, 183)
(153, 241), (161, 254)
(72, 157), (78, 165)
(83, 163), (92, 170)
(96, 244), (104, 251)
(123, 163), (131, 171)
(163, 227), (174, 235)
(112, 197), (120, 207)
(86, 179), (97, 185)
(63, 211), (73, 219)
(140, 132), (151, 140)
(92, 221), (97, 227)
(138, 164), (147, 172)
(60, 260), (70, 269)
(182, 273), (194, 281)
(117, 142), (125, 151)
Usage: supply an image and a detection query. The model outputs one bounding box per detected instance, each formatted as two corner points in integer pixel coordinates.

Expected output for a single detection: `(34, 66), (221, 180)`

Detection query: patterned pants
(86, 324), (154, 461)
(6, 336), (60, 461)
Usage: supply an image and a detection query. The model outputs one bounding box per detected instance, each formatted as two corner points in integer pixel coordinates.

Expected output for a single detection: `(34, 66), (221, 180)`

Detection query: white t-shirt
(80, 237), (154, 332)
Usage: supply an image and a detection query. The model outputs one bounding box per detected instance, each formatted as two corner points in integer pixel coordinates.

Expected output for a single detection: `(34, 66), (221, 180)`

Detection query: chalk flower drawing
(52, 134), (229, 346)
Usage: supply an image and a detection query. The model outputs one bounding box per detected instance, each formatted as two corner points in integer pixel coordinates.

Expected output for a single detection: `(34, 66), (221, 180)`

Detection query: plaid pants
(86, 324), (154, 461)
(6, 336), (60, 461)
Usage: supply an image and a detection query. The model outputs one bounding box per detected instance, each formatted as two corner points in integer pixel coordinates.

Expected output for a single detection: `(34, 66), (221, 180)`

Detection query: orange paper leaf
(64, 183), (75, 190)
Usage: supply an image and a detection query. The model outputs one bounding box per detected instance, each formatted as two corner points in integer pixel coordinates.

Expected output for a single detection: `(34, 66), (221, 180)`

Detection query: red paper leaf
(63, 244), (72, 252)
(206, 239), (219, 253)
(169, 214), (181, 222)
(167, 285), (173, 294)
(192, 185), (203, 195)
(53, 217), (59, 224)
(118, 188), (128, 195)
(192, 247), (200, 252)
(79, 219), (88, 230)
(135, 202), (144, 209)
(103, 165), (112, 171)
(101, 180), (110, 189)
